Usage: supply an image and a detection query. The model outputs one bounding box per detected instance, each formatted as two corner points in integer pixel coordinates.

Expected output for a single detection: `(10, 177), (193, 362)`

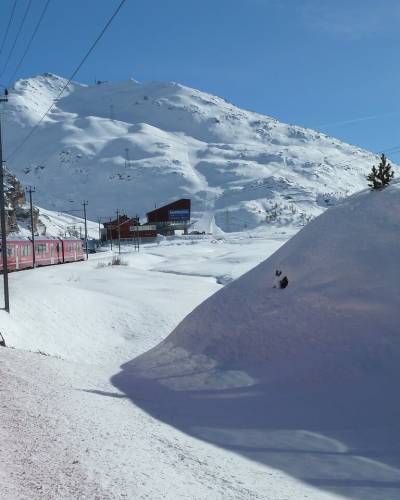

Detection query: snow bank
(121, 182), (400, 386)
(111, 183), (400, 500)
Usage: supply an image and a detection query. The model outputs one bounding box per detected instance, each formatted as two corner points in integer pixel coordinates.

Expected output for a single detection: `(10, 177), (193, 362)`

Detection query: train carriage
(60, 238), (85, 263)
(35, 238), (63, 267)
(0, 237), (85, 272)
(0, 239), (33, 271)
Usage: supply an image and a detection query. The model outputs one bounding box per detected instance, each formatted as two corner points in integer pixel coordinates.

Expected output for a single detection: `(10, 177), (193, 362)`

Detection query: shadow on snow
(110, 359), (400, 500)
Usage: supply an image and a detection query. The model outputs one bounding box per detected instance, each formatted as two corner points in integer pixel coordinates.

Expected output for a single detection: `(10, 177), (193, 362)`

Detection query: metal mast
(0, 89), (9, 312)
(26, 185), (36, 267)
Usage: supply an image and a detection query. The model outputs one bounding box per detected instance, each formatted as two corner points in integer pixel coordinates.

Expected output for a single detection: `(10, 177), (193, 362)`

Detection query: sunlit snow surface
(1, 184), (400, 499)
(3, 73), (385, 232)
(1, 225), (325, 499)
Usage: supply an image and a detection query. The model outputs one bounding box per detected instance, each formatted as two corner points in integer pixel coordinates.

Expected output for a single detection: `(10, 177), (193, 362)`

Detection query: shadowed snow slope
(113, 183), (400, 500)
(4, 73), (385, 230)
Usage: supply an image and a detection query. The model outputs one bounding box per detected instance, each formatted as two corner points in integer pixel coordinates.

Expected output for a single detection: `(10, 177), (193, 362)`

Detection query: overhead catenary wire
(0, 0), (18, 59)
(6, 0), (127, 163)
(0, 0), (33, 79)
(7, 0), (51, 87)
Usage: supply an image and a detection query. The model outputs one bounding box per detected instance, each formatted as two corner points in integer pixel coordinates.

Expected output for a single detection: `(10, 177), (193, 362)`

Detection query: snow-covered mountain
(3, 73), (382, 231)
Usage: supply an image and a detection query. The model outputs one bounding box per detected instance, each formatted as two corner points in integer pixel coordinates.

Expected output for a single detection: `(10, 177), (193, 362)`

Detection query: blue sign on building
(169, 209), (190, 221)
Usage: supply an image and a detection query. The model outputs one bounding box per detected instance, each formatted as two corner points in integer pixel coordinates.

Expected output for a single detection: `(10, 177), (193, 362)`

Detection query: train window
(7, 246), (14, 257)
(21, 245), (30, 256)
(36, 244), (46, 254)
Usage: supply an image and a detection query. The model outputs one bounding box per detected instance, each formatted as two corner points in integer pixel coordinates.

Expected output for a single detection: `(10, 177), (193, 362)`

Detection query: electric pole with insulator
(109, 217), (113, 250)
(0, 88), (9, 312)
(82, 200), (88, 259)
(26, 186), (36, 268)
(116, 209), (121, 254)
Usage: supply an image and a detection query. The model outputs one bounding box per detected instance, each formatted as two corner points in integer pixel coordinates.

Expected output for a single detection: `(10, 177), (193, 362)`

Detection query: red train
(0, 237), (85, 272)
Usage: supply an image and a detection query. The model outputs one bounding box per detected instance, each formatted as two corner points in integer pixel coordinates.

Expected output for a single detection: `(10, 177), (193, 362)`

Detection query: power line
(0, 0), (18, 59)
(7, 0), (127, 163)
(0, 0), (33, 79)
(7, 0), (51, 87)
(56, 208), (84, 214)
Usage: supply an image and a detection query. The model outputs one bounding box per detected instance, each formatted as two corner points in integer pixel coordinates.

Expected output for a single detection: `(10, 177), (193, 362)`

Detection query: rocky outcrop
(4, 168), (41, 235)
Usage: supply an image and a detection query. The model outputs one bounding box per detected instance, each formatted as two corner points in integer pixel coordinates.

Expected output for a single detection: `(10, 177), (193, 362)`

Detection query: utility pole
(116, 209), (121, 254)
(134, 214), (140, 252)
(82, 200), (88, 260)
(26, 186), (36, 268)
(0, 89), (9, 312)
(109, 217), (113, 250)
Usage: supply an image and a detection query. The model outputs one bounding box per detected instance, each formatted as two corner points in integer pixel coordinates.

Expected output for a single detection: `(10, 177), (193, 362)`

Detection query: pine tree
(367, 153), (394, 189)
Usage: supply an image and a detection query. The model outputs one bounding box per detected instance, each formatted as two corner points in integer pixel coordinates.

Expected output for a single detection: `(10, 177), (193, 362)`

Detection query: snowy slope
(4, 73), (383, 230)
(114, 183), (400, 499)
(35, 206), (99, 238)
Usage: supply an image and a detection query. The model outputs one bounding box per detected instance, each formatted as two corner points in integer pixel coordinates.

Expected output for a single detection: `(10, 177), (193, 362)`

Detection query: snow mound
(125, 182), (400, 388)
(112, 186), (400, 499)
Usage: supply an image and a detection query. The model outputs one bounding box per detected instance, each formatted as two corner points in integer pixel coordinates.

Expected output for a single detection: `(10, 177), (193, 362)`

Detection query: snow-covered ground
(1, 181), (399, 499)
(0, 226), (334, 499)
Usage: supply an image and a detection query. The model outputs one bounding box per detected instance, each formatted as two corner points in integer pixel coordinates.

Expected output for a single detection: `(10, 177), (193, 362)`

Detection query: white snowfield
(0, 173), (399, 497)
(0, 227), (339, 500)
(4, 73), (383, 231)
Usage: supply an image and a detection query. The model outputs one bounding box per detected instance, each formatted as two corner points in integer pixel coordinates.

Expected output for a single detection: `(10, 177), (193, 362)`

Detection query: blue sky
(1, 0), (400, 156)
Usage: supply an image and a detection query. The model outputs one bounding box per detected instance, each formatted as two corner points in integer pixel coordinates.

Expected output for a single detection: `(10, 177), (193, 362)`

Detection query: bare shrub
(110, 256), (128, 266)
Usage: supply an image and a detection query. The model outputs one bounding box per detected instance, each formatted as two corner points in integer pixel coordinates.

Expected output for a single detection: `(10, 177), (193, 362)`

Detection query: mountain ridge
(4, 73), (382, 231)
